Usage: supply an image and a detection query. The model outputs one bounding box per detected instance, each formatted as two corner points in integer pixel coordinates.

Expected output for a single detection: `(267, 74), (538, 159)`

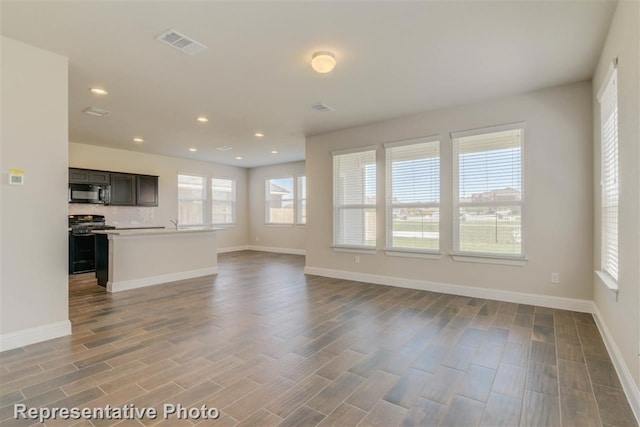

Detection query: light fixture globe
(311, 51), (336, 73)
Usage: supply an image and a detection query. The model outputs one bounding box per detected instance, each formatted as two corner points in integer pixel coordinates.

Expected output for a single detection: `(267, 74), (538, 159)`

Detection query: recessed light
(235, 156), (243, 160)
(196, 116), (209, 123)
(271, 150), (278, 154)
(133, 137), (144, 143)
(254, 133), (264, 138)
(90, 88), (108, 95)
(188, 148), (197, 152)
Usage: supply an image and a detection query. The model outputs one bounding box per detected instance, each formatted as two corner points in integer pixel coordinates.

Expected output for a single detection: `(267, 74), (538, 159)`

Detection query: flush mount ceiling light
(271, 150), (278, 154)
(235, 156), (243, 160)
(196, 116), (208, 123)
(90, 88), (108, 95)
(188, 148), (197, 152)
(133, 137), (144, 143)
(311, 51), (336, 73)
(254, 132), (264, 138)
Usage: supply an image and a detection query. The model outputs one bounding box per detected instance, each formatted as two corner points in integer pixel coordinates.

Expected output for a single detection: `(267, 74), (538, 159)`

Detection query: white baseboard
(592, 304), (640, 423)
(248, 245), (306, 256)
(303, 266), (593, 313)
(217, 245), (250, 253)
(107, 266), (218, 293)
(0, 320), (71, 352)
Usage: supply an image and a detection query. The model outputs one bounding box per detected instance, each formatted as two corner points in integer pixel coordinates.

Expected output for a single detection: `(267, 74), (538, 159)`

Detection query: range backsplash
(68, 204), (157, 227)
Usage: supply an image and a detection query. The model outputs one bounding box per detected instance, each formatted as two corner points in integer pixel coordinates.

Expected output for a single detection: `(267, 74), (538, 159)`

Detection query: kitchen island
(92, 227), (220, 292)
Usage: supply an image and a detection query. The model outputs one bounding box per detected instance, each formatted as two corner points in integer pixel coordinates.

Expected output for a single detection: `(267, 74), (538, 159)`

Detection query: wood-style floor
(0, 251), (636, 426)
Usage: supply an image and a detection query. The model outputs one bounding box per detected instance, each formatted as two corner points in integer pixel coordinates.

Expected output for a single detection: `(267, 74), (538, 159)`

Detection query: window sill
(212, 223), (236, 228)
(332, 246), (377, 255)
(596, 270), (619, 296)
(451, 253), (527, 266)
(264, 223), (295, 227)
(385, 249), (441, 260)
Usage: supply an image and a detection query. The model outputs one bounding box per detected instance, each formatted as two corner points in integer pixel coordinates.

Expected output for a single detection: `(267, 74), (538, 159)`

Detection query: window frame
(332, 145), (378, 251)
(177, 173), (207, 227)
(596, 61), (619, 291)
(211, 177), (237, 226)
(264, 175), (307, 226)
(451, 122), (526, 264)
(296, 175), (307, 226)
(384, 136), (441, 256)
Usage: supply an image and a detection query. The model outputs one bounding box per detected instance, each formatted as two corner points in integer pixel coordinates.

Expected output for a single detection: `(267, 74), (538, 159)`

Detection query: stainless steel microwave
(68, 183), (110, 204)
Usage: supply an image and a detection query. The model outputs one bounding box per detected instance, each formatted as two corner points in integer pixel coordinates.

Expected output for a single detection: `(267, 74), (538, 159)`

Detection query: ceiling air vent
(310, 103), (333, 113)
(82, 106), (110, 117)
(216, 146), (232, 151)
(156, 29), (207, 55)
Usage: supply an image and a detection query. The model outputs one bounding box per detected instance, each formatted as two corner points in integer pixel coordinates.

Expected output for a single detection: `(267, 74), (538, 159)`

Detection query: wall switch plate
(551, 272), (560, 284)
(355, 256), (360, 264)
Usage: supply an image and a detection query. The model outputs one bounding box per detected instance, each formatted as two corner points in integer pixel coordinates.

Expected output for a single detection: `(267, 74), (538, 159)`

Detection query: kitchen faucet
(170, 219), (178, 230)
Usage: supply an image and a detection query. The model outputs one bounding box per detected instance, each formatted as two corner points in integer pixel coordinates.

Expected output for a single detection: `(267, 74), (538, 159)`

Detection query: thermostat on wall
(9, 169), (25, 185)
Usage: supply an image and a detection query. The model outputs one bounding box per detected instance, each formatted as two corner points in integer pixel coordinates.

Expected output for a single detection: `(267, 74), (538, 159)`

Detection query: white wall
(1, 37), (70, 349)
(306, 81), (593, 304)
(248, 161), (306, 253)
(592, 0), (640, 411)
(69, 143), (249, 250)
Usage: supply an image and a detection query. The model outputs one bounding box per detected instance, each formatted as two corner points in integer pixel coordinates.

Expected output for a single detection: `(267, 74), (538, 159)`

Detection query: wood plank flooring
(0, 251), (636, 426)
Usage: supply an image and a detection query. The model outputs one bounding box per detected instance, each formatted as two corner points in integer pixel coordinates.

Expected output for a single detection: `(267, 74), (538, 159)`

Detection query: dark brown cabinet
(136, 175), (159, 206)
(110, 173), (136, 206)
(69, 168), (110, 184)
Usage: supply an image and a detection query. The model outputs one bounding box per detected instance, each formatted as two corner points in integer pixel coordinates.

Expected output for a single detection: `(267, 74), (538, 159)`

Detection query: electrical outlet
(355, 256), (360, 264)
(551, 272), (560, 284)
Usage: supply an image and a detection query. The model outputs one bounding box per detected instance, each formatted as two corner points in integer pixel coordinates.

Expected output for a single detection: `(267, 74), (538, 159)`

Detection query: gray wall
(592, 0), (640, 395)
(1, 37), (70, 347)
(248, 161), (306, 253)
(69, 142), (250, 251)
(306, 81), (593, 301)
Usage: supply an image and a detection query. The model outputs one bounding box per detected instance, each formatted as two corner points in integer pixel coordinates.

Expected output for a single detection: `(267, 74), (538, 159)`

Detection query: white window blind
(598, 66), (619, 281)
(385, 138), (440, 252)
(178, 174), (206, 225)
(265, 177), (294, 224)
(333, 149), (377, 248)
(211, 178), (236, 225)
(297, 175), (307, 225)
(453, 125), (524, 257)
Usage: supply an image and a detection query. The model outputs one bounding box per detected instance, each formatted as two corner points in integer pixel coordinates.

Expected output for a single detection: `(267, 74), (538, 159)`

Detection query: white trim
(597, 59), (618, 101)
(303, 266), (592, 313)
(217, 245), (250, 253)
(450, 121), (527, 140)
(385, 250), (441, 260)
(452, 253), (527, 266)
(592, 303), (640, 424)
(107, 267), (218, 293)
(247, 245), (306, 256)
(332, 246), (377, 255)
(331, 145), (378, 156)
(595, 270), (619, 295)
(383, 135), (440, 149)
(0, 321), (72, 352)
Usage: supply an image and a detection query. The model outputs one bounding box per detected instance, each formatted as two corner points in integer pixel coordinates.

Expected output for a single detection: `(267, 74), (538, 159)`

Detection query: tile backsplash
(68, 204), (158, 227)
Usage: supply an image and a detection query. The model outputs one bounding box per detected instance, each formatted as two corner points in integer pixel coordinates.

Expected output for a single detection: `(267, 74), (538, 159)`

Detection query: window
(598, 65), (619, 282)
(178, 174), (206, 226)
(385, 137), (440, 253)
(297, 175), (307, 225)
(452, 124), (524, 258)
(333, 148), (377, 249)
(211, 178), (236, 225)
(266, 177), (295, 224)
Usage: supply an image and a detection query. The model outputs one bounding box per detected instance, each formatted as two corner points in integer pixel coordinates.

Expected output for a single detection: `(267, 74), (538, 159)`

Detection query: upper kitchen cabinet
(69, 168), (110, 185)
(136, 175), (159, 207)
(110, 173), (136, 206)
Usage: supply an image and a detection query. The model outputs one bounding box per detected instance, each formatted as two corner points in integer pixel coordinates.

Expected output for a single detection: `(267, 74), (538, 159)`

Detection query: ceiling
(1, 1), (616, 168)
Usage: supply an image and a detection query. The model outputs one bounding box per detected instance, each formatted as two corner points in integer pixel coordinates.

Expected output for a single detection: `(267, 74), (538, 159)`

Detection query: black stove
(68, 215), (114, 274)
(68, 214), (115, 235)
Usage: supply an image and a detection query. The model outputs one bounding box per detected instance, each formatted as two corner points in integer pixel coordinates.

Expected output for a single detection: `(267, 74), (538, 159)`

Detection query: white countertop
(92, 227), (221, 237)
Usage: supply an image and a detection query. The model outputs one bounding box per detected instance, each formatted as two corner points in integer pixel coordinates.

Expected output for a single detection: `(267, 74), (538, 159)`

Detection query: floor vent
(156, 29), (207, 55)
(310, 103), (333, 113)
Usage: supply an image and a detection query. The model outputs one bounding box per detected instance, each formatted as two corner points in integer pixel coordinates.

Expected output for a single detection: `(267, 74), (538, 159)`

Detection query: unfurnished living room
(1, 1), (639, 426)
